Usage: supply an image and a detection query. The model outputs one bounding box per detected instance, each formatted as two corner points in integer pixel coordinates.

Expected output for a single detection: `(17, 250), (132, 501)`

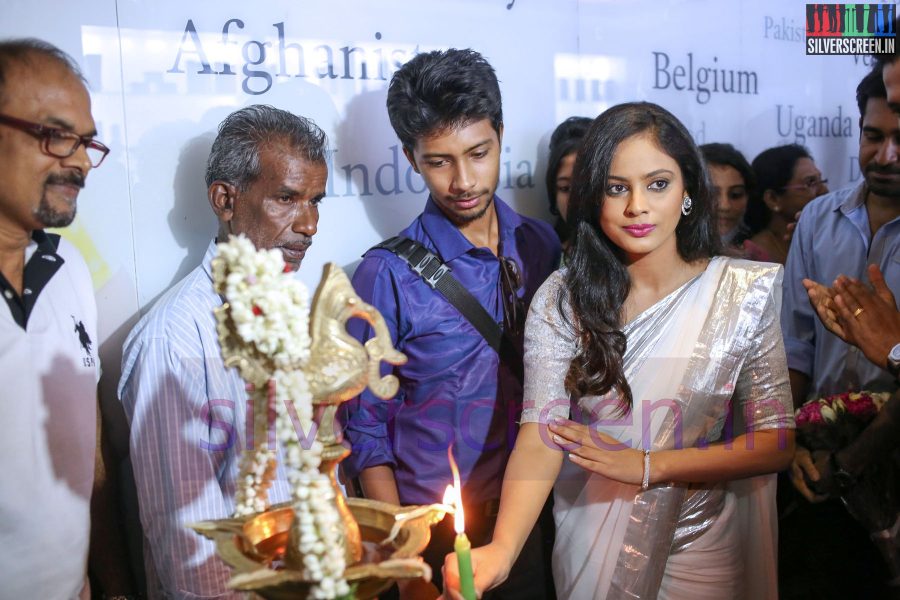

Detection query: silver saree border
(606, 261), (775, 599)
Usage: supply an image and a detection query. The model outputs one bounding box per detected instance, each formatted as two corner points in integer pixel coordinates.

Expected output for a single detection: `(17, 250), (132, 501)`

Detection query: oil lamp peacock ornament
(190, 235), (447, 599)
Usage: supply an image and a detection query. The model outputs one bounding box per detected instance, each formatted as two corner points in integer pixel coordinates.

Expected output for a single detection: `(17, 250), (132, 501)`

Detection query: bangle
(641, 449), (651, 490)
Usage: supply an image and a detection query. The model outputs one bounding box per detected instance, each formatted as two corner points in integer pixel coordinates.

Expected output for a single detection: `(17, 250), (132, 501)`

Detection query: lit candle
(447, 447), (476, 600)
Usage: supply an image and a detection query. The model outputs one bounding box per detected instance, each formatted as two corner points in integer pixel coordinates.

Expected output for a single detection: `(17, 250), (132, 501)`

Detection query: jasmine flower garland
(212, 234), (349, 599)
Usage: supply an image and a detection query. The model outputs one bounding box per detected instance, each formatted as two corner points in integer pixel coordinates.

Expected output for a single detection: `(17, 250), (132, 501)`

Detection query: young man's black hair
(386, 48), (503, 152)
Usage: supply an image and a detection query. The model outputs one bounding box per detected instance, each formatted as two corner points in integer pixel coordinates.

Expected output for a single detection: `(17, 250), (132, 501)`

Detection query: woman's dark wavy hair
(546, 116), (593, 244)
(746, 144), (811, 234)
(562, 102), (720, 411)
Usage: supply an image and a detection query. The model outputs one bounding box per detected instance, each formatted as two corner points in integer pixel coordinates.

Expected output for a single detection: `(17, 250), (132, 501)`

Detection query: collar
(420, 195), (523, 262)
(837, 180), (868, 215)
(841, 180), (900, 228)
(201, 239), (219, 282)
(31, 229), (61, 255)
(0, 230), (64, 329)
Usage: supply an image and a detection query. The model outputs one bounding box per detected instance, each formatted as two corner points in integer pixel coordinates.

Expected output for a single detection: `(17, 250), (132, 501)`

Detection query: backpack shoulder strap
(372, 236), (502, 352)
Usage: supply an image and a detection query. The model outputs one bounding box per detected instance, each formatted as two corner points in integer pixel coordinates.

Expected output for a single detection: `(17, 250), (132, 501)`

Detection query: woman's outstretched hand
(438, 543), (512, 600)
(548, 418), (644, 485)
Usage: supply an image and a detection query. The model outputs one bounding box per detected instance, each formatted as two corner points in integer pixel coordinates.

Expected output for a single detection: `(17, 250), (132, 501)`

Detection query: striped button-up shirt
(119, 241), (290, 599)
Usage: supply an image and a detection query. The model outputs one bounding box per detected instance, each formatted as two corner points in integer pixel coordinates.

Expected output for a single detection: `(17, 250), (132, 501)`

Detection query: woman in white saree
(443, 102), (795, 600)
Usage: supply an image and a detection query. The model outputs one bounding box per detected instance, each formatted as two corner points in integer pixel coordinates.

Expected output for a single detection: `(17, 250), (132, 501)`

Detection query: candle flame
(447, 445), (465, 534)
(442, 485), (455, 506)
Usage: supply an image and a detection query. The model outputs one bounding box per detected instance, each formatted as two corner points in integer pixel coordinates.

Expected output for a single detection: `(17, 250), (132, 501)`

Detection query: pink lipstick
(623, 224), (656, 237)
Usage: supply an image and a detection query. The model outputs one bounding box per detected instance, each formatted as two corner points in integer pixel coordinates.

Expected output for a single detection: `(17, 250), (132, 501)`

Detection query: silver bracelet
(641, 449), (651, 490)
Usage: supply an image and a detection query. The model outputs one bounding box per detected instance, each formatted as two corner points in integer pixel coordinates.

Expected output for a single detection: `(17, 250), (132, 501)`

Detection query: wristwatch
(888, 343), (900, 380)
(829, 452), (856, 495)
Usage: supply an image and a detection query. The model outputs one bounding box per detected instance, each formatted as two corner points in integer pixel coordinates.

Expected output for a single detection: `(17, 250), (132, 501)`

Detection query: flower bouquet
(795, 391), (891, 454)
(796, 391), (900, 582)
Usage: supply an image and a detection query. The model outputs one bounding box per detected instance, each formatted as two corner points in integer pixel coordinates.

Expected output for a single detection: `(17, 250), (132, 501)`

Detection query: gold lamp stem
(284, 404), (363, 570)
(320, 405), (363, 564)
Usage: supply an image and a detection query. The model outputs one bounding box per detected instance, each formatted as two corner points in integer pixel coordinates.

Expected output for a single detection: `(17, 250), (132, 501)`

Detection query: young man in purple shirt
(341, 48), (560, 597)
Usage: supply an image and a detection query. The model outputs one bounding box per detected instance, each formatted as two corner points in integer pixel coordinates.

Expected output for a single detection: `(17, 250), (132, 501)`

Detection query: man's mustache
(452, 190), (488, 201)
(865, 164), (900, 176)
(46, 172), (86, 188)
(279, 239), (313, 252)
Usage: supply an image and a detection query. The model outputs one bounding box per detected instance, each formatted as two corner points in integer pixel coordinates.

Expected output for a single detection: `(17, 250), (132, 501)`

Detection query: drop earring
(681, 196), (693, 216)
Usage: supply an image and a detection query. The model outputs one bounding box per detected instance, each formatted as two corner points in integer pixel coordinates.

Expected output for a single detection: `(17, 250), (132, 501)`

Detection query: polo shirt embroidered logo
(72, 316), (95, 367)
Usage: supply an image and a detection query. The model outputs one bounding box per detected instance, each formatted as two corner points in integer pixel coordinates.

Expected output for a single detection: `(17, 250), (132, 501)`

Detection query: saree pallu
(521, 257), (793, 600)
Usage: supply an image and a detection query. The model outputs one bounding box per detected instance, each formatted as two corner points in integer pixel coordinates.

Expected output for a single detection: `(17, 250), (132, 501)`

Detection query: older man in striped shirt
(118, 105), (327, 599)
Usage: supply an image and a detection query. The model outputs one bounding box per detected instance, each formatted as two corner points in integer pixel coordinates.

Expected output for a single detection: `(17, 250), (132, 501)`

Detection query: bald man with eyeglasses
(0, 38), (134, 599)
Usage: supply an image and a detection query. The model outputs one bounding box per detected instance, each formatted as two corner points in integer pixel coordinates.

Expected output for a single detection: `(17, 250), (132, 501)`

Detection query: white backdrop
(2, 0), (881, 433)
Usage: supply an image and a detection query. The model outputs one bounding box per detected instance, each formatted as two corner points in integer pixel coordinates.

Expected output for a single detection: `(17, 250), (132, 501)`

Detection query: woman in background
(748, 144), (829, 264)
(700, 142), (770, 261)
(443, 102), (794, 599)
(546, 116), (592, 256)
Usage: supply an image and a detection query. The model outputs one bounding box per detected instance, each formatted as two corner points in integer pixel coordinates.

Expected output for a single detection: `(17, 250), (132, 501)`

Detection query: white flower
(213, 234), (347, 597)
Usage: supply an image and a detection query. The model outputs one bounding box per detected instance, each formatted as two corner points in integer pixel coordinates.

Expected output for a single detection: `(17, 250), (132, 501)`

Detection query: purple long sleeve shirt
(341, 196), (560, 505)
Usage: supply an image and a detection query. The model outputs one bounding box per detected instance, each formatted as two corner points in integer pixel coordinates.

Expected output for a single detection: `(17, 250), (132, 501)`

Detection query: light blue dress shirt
(781, 182), (900, 399)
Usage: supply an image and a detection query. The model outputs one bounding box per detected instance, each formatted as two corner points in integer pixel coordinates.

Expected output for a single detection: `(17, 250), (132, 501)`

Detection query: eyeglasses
(781, 177), (828, 193)
(0, 113), (110, 167)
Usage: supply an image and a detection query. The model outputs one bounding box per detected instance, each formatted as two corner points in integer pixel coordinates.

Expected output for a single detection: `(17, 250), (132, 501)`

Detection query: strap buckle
(370, 235), (501, 352)
(410, 253), (451, 289)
